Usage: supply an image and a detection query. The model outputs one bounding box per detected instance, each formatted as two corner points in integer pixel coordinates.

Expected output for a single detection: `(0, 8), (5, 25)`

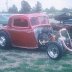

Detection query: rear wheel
(0, 32), (11, 49)
(47, 42), (63, 60)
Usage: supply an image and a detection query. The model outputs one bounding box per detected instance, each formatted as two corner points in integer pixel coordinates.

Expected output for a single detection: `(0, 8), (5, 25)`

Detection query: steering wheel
(59, 28), (72, 51)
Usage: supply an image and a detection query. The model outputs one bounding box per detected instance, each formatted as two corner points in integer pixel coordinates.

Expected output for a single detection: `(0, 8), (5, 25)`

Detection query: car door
(9, 17), (37, 48)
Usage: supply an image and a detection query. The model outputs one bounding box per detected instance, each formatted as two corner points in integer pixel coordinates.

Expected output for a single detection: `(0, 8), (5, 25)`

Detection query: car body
(0, 13), (51, 49)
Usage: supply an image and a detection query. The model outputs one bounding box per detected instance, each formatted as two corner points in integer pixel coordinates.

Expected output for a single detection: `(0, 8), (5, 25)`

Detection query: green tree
(49, 7), (56, 13)
(44, 8), (49, 14)
(44, 7), (58, 14)
(20, 0), (31, 13)
(8, 5), (18, 13)
(34, 1), (42, 13)
(61, 8), (70, 13)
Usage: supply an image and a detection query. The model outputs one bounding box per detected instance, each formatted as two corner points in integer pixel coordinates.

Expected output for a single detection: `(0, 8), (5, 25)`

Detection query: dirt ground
(0, 47), (72, 72)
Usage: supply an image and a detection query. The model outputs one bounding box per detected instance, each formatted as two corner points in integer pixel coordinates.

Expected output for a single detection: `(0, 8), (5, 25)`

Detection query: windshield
(39, 16), (48, 24)
(30, 17), (39, 25)
(30, 16), (48, 26)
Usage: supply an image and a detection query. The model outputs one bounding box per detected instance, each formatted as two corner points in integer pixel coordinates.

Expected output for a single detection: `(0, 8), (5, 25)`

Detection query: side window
(30, 17), (39, 25)
(14, 18), (29, 27)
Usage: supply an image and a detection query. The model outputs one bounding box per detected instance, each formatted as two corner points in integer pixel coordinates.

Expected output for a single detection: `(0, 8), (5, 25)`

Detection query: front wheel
(0, 32), (11, 49)
(47, 42), (63, 60)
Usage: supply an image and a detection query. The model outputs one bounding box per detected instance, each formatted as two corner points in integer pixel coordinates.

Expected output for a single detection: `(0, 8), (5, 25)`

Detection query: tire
(47, 42), (63, 60)
(0, 31), (11, 49)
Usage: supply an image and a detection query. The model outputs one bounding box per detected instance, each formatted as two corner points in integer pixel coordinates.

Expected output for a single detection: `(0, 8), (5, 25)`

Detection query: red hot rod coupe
(0, 13), (72, 60)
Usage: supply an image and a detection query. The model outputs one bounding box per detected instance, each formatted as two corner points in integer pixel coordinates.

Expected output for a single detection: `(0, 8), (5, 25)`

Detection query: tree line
(8, 0), (42, 14)
(7, 0), (72, 14)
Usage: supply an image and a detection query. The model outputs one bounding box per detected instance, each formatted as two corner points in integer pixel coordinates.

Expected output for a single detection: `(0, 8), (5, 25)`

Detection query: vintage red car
(0, 13), (71, 60)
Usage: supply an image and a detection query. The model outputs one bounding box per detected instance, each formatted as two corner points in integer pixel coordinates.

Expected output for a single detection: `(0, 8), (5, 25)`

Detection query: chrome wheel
(0, 36), (6, 47)
(47, 45), (59, 59)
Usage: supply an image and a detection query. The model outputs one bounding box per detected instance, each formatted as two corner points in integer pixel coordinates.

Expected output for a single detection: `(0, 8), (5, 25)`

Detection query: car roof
(10, 13), (47, 19)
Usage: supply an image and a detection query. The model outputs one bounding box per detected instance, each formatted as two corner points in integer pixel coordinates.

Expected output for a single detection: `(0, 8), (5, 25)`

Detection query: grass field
(0, 48), (72, 72)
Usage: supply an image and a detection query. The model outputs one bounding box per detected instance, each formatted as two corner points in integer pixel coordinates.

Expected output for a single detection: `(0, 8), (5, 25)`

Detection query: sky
(0, 0), (72, 12)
